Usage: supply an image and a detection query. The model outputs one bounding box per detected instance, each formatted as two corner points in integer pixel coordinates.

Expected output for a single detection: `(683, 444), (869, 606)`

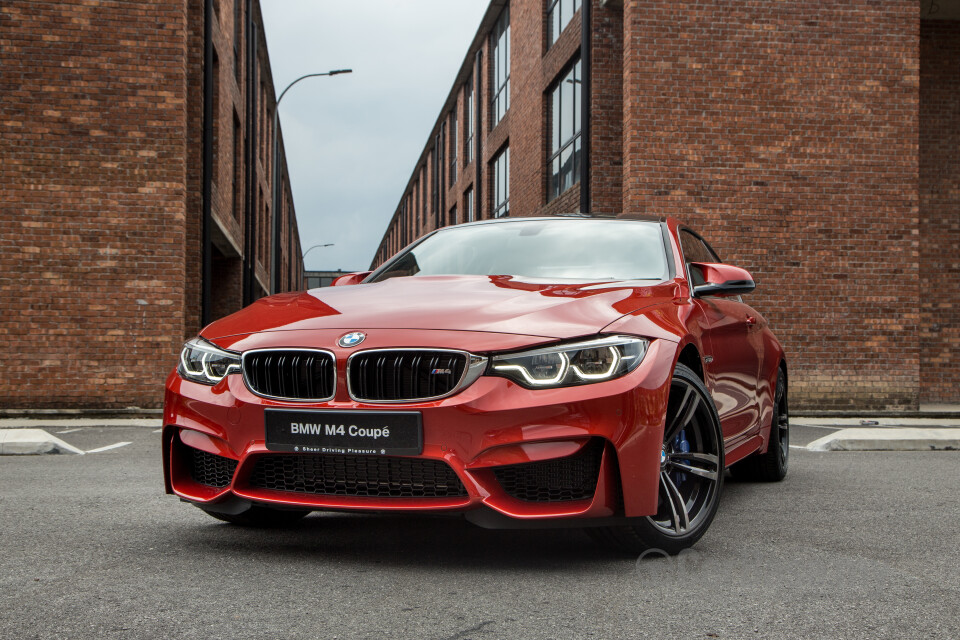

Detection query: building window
(406, 194), (413, 240)
(258, 80), (265, 166)
(549, 59), (581, 201)
(232, 109), (242, 221)
(492, 146), (509, 218)
(449, 206), (457, 227)
(234, 0), (242, 80)
(414, 179), (421, 234)
(464, 78), (474, 164)
(465, 187), (474, 222)
(449, 110), (457, 185)
(212, 49), (221, 191)
(547, 0), (581, 47)
(491, 6), (510, 127)
(433, 145), (441, 229)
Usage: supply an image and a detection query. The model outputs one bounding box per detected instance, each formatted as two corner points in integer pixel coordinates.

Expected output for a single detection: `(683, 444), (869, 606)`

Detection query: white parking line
(791, 424), (844, 430)
(789, 445), (807, 450)
(85, 442), (132, 454)
(152, 429), (162, 434)
(56, 428), (84, 434)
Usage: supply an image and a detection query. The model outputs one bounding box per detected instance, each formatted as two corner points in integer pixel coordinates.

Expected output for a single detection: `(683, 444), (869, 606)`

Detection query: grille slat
(349, 350), (468, 402)
(243, 350), (335, 401)
(249, 454), (467, 498)
(357, 359), (370, 398)
(493, 439), (605, 502)
(392, 354), (403, 399)
(376, 354), (386, 400)
(427, 355), (437, 398)
(189, 447), (238, 488)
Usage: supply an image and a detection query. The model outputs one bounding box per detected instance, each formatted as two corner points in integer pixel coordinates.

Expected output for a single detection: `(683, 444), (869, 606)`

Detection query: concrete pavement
(0, 424), (957, 639)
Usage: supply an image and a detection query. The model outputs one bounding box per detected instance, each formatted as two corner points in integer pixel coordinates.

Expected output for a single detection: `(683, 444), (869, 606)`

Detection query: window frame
(464, 78), (474, 165)
(490, 5), (511, 127)
(449, 110), (458, 186)
(492, 146), (510, 219)
(548, 59), (582, 202)
(547, 0), (581, 48)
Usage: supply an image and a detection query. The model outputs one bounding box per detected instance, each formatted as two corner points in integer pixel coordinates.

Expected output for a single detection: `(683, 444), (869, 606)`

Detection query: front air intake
(242, 349), (335, 401)
(189, 446), (238, 488)
(493, 439), (605, 502)
(248, 454), (468, 498)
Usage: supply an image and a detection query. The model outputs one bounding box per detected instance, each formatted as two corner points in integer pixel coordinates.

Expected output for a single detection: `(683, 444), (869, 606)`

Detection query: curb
(0, 408), (162, 420)
(794, 417), (960, 428)
(806, 428), (960, 452)
(0, 418), (162, 429)
(0, 429), (85, 455)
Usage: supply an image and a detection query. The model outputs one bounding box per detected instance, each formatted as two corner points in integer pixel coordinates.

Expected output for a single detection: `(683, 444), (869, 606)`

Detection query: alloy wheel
(775, 373), (789, 470)
(648, 378), (723, 537)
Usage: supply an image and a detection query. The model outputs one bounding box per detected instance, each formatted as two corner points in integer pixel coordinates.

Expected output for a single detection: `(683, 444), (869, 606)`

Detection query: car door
(679, 229), (761, 442)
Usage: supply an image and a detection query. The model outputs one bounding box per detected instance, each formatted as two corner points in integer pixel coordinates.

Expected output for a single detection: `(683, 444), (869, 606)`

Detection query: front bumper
(163, 338), (676, 523)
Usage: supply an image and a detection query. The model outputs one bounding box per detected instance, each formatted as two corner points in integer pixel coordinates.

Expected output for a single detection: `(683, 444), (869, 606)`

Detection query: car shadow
(168, 470), (774, 569)
(174, 510), (635, 570)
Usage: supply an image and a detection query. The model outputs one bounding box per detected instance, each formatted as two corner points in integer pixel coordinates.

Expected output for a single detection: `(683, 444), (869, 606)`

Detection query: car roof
(445, 214), (670, 230)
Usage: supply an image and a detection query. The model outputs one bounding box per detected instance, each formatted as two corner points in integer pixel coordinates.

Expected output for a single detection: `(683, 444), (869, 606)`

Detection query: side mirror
(330, 271), (372, 287)
(690, 262), (756, 297)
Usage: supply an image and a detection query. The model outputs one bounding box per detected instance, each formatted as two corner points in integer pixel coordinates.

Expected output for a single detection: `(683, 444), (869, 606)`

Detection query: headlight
(489, 336), (649, 389)
(177, 338), (241, 385)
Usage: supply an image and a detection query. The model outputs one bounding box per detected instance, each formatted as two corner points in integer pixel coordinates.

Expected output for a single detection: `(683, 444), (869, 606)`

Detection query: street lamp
(271, 69), (352, 294)
(302, 242), (334, 266)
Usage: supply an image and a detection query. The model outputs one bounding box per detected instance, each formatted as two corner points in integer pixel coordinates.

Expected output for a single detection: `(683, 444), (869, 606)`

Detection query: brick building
(0, 0), (303, 410)
(304, 270), (352, 289)
(372, 0), (959, 412)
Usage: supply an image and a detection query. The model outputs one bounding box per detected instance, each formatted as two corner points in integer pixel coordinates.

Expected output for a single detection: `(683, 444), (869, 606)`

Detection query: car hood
(201, 275), (679, 341)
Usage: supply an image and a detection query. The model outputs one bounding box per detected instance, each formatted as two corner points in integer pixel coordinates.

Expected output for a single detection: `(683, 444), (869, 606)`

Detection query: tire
(730, 366), (788, 482)
(201, 504), (311, 527)
(589, 362), (724, 555)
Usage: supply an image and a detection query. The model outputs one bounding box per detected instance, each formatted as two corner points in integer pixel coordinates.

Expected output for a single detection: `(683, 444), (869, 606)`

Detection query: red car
(163, 216), (788, 553)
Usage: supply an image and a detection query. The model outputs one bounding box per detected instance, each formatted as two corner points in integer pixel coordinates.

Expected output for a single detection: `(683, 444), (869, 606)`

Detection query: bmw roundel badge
(338, 332), (366, 348)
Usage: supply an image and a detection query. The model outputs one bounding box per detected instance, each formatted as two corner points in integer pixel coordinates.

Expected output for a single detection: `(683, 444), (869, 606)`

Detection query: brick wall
(185, 0), (204, 338)
(0, 0), (303, 410)
(0, 0), (190, 409)
(622, 0), (921, 411)
(919, 20), (960, 404)
(589, 1), (623, 215)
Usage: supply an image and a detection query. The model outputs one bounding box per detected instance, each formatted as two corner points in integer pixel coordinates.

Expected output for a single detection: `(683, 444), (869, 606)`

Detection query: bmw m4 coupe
(164, 216), (788, 553)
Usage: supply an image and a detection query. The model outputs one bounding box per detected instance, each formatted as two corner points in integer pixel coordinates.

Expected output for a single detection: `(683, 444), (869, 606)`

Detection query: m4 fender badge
(338, 332), (366, 348)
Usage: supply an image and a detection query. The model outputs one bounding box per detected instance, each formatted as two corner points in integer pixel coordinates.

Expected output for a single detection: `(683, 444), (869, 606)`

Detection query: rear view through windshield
(370, 219), (669, 282)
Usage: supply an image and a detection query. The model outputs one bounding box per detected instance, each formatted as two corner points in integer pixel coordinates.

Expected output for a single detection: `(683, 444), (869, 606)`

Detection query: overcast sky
(259, 1), (489, 273)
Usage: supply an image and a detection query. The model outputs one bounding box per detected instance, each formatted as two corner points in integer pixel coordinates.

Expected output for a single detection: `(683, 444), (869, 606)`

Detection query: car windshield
(369, 219), (669, 282)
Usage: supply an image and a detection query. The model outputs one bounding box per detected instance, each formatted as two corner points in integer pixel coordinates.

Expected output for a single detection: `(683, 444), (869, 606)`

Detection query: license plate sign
(264, 409), (422, 455)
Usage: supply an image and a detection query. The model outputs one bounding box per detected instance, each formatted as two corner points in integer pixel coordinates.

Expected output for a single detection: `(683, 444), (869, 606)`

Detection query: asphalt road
(1, 425), (957, 640)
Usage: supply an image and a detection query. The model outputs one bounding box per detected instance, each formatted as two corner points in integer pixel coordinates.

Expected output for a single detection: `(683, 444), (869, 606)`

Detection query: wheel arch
(675, 342), (704, 381)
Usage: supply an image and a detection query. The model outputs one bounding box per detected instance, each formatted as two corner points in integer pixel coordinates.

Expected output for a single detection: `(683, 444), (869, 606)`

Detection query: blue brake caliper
(672, 430), (691, 485)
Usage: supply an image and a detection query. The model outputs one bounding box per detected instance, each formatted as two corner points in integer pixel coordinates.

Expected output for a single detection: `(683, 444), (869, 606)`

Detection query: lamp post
(302, 242), (334, 267)
(271, 69), (352, 294)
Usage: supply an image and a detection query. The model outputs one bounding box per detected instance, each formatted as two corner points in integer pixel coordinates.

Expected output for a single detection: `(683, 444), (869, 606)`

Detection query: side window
(679, 229), (720, 287)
